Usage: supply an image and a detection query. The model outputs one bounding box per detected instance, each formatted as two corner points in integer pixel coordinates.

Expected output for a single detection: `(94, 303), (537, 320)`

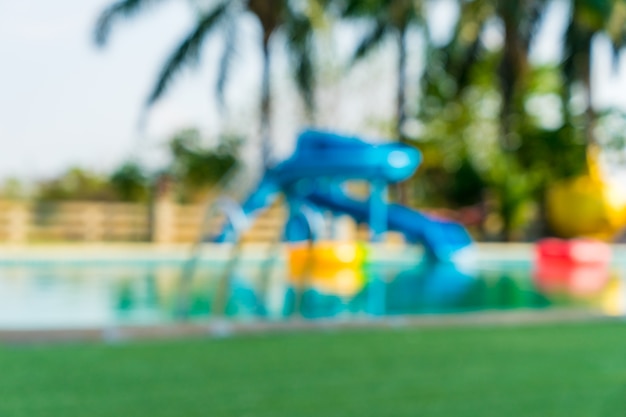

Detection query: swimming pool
(0, 244), (623, 331)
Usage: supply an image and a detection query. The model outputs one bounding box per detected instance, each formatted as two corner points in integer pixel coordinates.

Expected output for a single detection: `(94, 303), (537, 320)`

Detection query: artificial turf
(1, 322), (626, 417)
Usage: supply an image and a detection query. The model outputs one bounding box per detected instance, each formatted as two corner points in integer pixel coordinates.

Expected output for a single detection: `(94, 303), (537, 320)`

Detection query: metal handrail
(177, 193), (251, 319)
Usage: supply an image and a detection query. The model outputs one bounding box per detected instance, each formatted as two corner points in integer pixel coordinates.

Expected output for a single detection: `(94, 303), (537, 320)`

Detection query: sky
(1, 0), (626, 182)
(0, 0), (399, 181)
(0, 0), (221, 180)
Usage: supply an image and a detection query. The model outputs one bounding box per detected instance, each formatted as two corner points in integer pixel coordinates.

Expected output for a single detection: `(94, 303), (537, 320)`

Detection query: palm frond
(455, 37), (484, 93)
(561, 19), (592, 87)
(341, 0), (379, 18)
(441, 2), (488, 94)
(606, 2), (626, 73)
(216, 12), (239, 107)
(610, 42), (623, 73)
(351, 20), (389, 65)
(285, 13), (316, 112)
(94, 0), (166, 46)
(146, 1), (230, 106)
(521, 0), (551, 50)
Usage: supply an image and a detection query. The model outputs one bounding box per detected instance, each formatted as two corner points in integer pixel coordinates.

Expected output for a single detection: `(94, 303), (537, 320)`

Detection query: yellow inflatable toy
(601, 276), (625, 317)
(287, 242), (367, 297)
(546, 148), (626, 240)
(288, 267), (366, 297)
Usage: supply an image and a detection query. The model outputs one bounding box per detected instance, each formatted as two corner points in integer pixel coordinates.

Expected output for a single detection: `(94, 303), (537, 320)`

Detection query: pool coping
(1, 242), (625, 258)
(0, 242), (536, 263)
(0, 308), (621, 344)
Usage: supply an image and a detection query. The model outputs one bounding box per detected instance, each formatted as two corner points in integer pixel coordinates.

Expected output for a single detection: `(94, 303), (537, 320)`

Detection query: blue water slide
(272, 130), (421, 184)
(240, 175), (281, 214)
(213, 175), (280, 242)
(216, 131), (422, 241)
(214, 129), (473, 261)
(305, 189), (472, 261)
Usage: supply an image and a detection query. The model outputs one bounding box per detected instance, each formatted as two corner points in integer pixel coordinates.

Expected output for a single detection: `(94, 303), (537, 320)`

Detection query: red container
(536, 238), (612, 264)
(534, 238), (612, 296)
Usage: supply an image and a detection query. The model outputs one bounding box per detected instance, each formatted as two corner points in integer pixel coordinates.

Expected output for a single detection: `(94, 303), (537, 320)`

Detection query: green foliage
(0, 178), (26, 200)
(110, 161), (150, 202)
(167, 128), (240, 202)
(596, 108), (626, 165)
(37, 168), (118, 202)
(30, 129), (239, 204)
(89, 0), (626, 239)
(34, 163), (150, 203)
(446, 157), (487, 207)
(414, 47), (499, 210)
(413, 0), (626, 239)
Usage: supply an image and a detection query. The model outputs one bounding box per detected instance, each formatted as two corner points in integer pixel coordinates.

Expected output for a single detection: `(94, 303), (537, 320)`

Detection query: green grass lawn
(1, 322), (626, 417)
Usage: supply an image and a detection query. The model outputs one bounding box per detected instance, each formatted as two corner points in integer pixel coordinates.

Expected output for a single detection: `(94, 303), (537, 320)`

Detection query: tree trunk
(397, 28), (407, 140)
(249, 0), (281, 170)
(261, 39), (272, 169)
(395, 27), (409, 205)
(581, 49), (597, 146)
(498, 2), (529, 150)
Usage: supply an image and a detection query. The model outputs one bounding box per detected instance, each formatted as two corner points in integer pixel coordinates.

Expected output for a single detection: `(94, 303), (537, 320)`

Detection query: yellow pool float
(601, 276), (625, 316)
(288, 267), (366, 297)
(546, 148), (626, 240)
(287, 242), (367, 296)
(287, 241), (367, 275)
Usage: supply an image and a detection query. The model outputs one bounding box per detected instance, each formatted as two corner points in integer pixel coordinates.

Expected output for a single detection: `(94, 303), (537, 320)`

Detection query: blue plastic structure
(215, 130), (472, 261)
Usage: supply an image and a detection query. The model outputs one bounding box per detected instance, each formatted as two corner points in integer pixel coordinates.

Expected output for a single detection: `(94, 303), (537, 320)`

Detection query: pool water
(0, 255), (624, 329)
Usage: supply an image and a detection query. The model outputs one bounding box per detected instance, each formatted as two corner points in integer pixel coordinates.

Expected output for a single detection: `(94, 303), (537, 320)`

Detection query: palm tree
(423, 0), (555, 145)
(418, 0), (557, 239)
(494, 0), (549, 148)
(441, 0), (626, 148)
(339, 0), (426, 142)
(94, 0), (323, 169)
(429, 0), (549, 147)
(561, 0), (626, 145)
(335, 0), (427, 203)
(419, 0), (626, 238)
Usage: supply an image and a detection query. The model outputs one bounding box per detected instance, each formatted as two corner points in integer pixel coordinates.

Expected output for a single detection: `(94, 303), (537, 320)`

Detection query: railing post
(153, 198), (176, 244)
(83, 204), (105, 241)
(150, 175), (176, 244)
(6, 202), (29, 243)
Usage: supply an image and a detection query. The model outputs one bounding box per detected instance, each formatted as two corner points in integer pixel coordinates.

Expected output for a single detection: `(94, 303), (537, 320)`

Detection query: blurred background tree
(31, 128), (239, 205)
(95, 0), (326, 169)
(413, 0), (626, 240)
(166, 128), (241, 203)
(110, 161), (150, 203)
(84, 0), (626, 241)
(0, 178), (27, 201)
(329, 0), (427, 204)
(562, 0), (626, 145)
(337, 1), (426, 136)
(37, 168), (119, 202)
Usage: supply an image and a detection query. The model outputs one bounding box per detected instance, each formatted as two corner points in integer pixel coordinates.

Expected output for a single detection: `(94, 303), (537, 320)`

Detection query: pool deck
(0, 242), (537, 264)
(0, 308), (619, 344)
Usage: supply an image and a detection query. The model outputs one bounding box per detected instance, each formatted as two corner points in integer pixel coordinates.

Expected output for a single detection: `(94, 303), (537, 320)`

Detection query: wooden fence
(0, 198), (290, 244)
